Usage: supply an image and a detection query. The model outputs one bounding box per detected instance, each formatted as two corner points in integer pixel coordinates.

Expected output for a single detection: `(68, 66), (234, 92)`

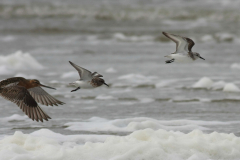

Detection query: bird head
(194, 53), (205, 60)
(30, 79), (56, 89)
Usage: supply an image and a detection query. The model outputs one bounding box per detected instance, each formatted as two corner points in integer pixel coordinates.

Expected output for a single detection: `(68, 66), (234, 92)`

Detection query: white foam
(105, 67), (117, 73)
(0, 51), (44, 70)
(211, 81), (226, 90)
(192, 77), (240, 93)
(231, 63), (240, 69)
(192, 77), (213, 89)
(1, 129), (240, 160)
(0, 114), (29, 122)
(201, 34), (214, 42)
(30, 129), (109, 143)
(215, 32), (234, 42)
(223, 83), (240, 92)
(65, 117), (238, 133)
(118, 74), (157, 84)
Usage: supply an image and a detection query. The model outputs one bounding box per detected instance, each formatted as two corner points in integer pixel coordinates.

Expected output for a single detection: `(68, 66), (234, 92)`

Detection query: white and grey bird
(69, 61), (109, 92)
(162, 32), (205, 63)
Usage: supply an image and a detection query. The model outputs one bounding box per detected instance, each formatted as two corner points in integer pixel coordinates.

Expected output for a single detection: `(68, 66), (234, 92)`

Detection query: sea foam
(64, 117), (238, 133)
(192, 77), (213, 89)
(0, 51), (44, 71)
(118, 74), (157, 85)
(1, 129), (240, 160)
(192, 77), (240, 93)
(223, 83), (240, 92)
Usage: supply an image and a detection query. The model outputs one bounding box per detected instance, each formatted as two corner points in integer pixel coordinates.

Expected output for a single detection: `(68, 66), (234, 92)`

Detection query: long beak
(40, 84), (56, 90)
(104, 82), (109, 87)
(199, 56), (205, 60)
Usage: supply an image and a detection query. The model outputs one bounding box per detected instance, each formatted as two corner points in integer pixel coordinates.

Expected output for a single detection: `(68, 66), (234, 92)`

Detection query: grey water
(0, 0), (239, 136)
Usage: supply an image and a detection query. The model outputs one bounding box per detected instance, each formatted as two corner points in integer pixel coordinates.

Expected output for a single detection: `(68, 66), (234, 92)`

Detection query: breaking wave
(0, 51), (44, 75)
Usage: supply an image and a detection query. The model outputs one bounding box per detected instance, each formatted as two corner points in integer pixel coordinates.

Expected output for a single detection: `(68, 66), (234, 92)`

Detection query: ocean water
(0, 0), (240, 160)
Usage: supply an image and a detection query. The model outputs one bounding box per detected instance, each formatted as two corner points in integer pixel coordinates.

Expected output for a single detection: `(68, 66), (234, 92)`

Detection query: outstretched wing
(162, 32), (194, 53)
(69, 61), (92, 80)
(28, 87), (64, 106)
(0, 77), (25, 88)
(185, 37), (195, 52)
(0, 86), (51, 122)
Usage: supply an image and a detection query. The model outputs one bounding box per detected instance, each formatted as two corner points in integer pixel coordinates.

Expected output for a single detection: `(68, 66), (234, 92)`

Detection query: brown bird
(0, 77), (64, 122)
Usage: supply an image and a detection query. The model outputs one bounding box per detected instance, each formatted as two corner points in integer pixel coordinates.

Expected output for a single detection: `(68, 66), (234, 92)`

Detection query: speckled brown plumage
(90, 78), (105, 87)
(0, 77), (64, 122)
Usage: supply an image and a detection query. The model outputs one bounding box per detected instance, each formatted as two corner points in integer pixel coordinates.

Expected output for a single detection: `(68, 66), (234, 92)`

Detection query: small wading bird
(162, 32), (205, 63)
(69, 61), (109, 92)
(0, 77), (64, 122)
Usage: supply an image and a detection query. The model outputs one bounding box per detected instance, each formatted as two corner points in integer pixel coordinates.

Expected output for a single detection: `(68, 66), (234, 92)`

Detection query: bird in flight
(0, 77), (64, 122)
(69, 61), (109, 92)
(162, 32), (205, 63)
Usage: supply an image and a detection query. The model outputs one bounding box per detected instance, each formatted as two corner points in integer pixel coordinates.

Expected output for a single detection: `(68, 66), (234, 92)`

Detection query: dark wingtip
(162, 32), (167, 35)
(69, 61), (75, 66)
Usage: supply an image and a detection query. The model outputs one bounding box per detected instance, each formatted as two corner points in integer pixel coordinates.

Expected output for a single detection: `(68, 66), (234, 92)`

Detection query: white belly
(74, 80), (94, 89)
(167, 54), (193, 63)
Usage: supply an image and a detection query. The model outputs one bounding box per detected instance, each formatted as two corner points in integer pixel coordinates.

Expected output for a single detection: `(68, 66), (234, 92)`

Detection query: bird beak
(40, 84), (56, 90)
(199, 56), (205, 60)
(104, 83), (109, 87)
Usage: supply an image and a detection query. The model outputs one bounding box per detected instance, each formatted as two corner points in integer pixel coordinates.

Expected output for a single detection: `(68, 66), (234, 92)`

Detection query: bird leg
(165, 59), (174, 63)
(71, 87), (80, 92)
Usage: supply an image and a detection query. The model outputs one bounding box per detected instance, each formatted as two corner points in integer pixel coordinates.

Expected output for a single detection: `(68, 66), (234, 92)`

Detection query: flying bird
(69, 61), (109, 92)
(0, 77), (64, 122)
(162, 32), (205, 63)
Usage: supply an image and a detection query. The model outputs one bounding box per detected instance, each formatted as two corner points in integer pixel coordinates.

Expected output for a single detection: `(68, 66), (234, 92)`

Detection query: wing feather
(0, 77), (25, 88)
(28, 87), (64, 106)
(162, 32), (195, 53)
(185, 37), (195, 52)
(69, 61), (92, 80)
(0, 86), (51, 122)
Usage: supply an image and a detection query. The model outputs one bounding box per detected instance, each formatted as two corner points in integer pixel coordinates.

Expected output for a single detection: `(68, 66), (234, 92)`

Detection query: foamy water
(0, 44), (240, 159)
(1, 129), (240, 160)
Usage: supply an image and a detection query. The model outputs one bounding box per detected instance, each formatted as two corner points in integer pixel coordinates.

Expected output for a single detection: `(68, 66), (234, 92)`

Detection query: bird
(162, 32), (205, 63)
(69, 61), (109, 92)
(0, 77), (64, 122)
